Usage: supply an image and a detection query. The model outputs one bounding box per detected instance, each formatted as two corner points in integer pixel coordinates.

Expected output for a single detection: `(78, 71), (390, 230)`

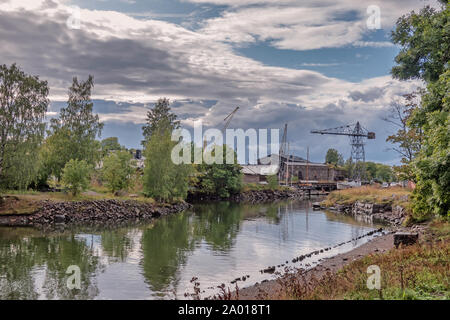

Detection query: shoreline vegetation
(218, 186), (449, 300)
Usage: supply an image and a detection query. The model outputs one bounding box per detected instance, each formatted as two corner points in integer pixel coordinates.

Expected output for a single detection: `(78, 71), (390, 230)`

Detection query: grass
(274, 220), (450, 300)
(321, 185), (412, 208)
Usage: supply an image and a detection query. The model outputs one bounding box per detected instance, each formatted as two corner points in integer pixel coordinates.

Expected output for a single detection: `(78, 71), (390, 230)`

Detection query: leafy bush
(61, 159), (92, 196)
(193, 144), (242, 198)
(101, 150), (134, 193)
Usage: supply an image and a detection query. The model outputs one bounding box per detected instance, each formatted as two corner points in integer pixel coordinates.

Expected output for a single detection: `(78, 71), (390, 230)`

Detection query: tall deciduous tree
(42, 75), (103, 180)
(391, 1), (449, 218)
(142, 98), (179, 146)
(325, 148), (344, 166)
(0, 64), (49, 189)
(143, 127), (191, 202)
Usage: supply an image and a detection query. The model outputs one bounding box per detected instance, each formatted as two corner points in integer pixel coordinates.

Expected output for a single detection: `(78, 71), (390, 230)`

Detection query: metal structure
(222, 107), (239, 132)
(204, 106), (240, 151)
(278, 123), (288, 181)
(310, 122), (375, 181)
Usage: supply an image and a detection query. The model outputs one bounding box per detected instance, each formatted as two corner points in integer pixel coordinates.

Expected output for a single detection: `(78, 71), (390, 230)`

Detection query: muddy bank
(0, 199), (191, 227)
(237, 232), (396, 299)
(188, 188), (304, 203)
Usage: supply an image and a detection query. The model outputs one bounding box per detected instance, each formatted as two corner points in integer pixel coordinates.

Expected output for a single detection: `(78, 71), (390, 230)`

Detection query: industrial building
(242, 154), (346, 185)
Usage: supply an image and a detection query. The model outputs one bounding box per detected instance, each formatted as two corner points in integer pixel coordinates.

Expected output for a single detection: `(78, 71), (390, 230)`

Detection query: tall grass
(322, 185), (411, 207)
(273, 222), (449, 300)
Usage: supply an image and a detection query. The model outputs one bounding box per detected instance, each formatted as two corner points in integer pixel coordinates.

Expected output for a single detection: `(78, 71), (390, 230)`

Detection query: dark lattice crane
(310, 122), (375, 181)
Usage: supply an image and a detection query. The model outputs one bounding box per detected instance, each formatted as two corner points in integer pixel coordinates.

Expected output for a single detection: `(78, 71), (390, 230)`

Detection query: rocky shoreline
(1, 189), (304, 228)
(319, 200), (407, 226)
(0, 199), (192, 227)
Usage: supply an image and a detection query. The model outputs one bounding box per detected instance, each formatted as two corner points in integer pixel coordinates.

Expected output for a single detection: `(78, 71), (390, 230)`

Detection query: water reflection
(0, 200), (379, 299)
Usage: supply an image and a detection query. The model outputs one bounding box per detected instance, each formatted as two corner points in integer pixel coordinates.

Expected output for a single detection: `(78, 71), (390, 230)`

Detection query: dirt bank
(0, 199), (191, 227)
(236, 232), (396, 299)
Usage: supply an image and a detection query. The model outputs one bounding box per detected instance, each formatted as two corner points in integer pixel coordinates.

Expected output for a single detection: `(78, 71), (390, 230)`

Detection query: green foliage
(142, 98), (180, 146)
(0, 64), (49, 190)
(101, 150), (134, 193)
(61, 159), (92, 196)
(101, 137), (123, 157)
(391, 3), (449, 83)
(267, 174), (279, 190)
(42, 76), (103, 180)
(365, 162), (396, 182)
(143, 128), (191, 202)
(325, 148), (344, 166)
(391, 3), (449, 218)
(194, 145), (243, 198)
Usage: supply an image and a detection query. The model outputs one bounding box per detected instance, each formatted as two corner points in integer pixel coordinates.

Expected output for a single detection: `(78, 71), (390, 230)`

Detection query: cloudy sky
(0, 0), (440, 164)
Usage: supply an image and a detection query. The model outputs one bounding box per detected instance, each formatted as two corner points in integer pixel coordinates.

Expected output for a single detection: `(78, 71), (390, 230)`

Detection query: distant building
(242, 164), (279, 184)
(282, 161), (346, 182)
(242, 154), (346, 184)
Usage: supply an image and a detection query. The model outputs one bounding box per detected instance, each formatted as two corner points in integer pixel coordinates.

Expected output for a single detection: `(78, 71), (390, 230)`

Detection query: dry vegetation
(273, 221), (450, 300)
(321, 185), (412, 208)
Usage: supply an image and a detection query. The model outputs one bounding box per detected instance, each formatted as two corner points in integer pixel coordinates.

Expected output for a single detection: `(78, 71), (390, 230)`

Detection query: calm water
(0, 200), (380, 300)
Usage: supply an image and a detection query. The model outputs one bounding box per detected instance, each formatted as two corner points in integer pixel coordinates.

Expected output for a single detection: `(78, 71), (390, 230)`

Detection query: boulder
(394, 232), (418, 248)
(54, 215), (66, 224)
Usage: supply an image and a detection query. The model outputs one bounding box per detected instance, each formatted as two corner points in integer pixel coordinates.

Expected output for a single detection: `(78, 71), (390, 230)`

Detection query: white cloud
(0, 0), (429, 163)
(194, 0), (441, 50)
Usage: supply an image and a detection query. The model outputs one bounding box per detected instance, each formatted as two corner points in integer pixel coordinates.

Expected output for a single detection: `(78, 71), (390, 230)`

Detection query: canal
(0, 200), (380, 299)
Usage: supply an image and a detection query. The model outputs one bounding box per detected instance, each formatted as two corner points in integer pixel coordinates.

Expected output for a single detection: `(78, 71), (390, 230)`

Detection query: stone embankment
(322, 200), (407, 226)
(187, 188), (304, 203)
(0, 199), (191, 227)
(230, 189), (304, 203)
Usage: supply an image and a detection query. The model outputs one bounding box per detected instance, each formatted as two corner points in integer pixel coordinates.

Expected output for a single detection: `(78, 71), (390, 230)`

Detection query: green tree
(101, 150), (134, 193)
(43, 76), (103, 180)
(343, 158), (354, 178)
(142, 98), (180, 146)
(143, 128), (191, 202)
(61, 159), (91, 196)
(391, 1), (449, 218)
(194, 145), (242, 198)
(325, 148), (344, 166)
(0, 64), (49, 190)
(101, 137), (123, 157)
